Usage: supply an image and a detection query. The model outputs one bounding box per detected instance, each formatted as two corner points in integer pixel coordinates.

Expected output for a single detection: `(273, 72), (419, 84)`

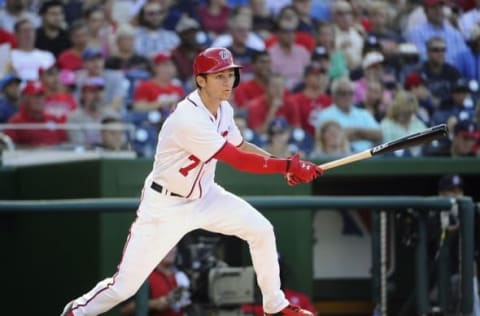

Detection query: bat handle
(318, 150), (372, 171)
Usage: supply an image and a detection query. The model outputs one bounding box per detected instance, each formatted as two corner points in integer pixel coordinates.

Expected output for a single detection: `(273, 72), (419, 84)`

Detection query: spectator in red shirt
(247, 73), (300, 134)
(133, 53), (185, 117)
(39, 64), (78, 122)
(233, 50), (271, 109)
(291, 62), (332, 137)
(120, 246), (191, 316)
(0, 27), (16, 47)
(4, 81), (67, 147)
(196, 0), (231, 38)
(57, 20), (89, 71)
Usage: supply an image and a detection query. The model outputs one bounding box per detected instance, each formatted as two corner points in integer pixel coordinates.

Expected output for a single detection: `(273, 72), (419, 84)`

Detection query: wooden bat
(318, 124), (449, 171)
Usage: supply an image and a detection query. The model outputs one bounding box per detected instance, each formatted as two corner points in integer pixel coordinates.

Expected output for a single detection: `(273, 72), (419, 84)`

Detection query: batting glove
(286, 154), (323, 184)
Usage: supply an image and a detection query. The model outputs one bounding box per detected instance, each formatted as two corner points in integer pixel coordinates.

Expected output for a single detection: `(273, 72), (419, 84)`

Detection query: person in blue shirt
(314, 77), (382, 153)
(0, 73), (21, 123)
(453, 24), (480, 84)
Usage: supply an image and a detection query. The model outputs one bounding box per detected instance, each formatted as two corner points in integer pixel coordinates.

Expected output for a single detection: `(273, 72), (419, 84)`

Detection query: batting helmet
(193, 47), (242, 87)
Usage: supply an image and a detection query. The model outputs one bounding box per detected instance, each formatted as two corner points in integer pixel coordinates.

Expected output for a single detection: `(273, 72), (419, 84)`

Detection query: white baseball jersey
(149, 89), (243, 199)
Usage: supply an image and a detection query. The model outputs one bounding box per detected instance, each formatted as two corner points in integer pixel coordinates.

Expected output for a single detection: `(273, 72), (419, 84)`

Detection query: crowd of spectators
(0, 0), (479, 159)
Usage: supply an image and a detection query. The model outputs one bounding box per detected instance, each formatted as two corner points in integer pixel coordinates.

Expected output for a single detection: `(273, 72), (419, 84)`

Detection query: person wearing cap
(247, 73), (301, 134)
(39, 64), (78, 123)
(431, 77), (476, 126)
(3, 81), (67, 146)
(418, 36), (461, 105)
(233, 50), (272, 109)
(396, 42), (422, 83)
(264, 117), (296, 158)
(0, 73), (21, 123)
(290, 62), (331, 137)
(353, 51), (393, 109)
(313, 22), (349, 80)
(105, 23), (152, 75)
(314, 77), (382, 153)
(132, 52), (184, 115)
(407, 0), (467, 65)
(453, 24), (480, 83)
(171, 15), (204, 89)
(403, 71), (436, 125)
(133, 2), (180, 58)
(10, 18), (55, 81)
(267, 13), (311, 90)
(67, 76), (115, 147)
(56, 20), (89, 71)
(34, 0), (70, 57)
(75, 47), (128, 113)
(450, 119), (478, 156)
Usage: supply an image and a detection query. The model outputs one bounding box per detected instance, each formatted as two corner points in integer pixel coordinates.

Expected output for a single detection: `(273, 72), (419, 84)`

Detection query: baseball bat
(318, 124), (449, 171)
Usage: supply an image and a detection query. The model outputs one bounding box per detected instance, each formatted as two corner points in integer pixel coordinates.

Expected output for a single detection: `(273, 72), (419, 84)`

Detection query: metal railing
(0, 196), (474, 316)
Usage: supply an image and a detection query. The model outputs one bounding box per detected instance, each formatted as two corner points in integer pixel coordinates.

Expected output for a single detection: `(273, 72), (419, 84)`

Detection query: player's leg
(194, 184), (288, 314)
(67, 188), (191, 316)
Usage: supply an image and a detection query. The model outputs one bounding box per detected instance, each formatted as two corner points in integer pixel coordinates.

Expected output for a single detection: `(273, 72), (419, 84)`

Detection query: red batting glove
(286, 154), (323, 184)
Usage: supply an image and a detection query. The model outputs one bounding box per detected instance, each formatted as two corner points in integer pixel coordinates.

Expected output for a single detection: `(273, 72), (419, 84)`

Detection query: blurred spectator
(424, 119), (478, 156)
(418, 36), (461, 106)
(211, 7), (266, 52)
(454, 24), (480, 83)
(431, 78), (476, 126)
(4, 81), (67, 147)
(134, 1), (180, 58)
(291, 62), (331, 137)
(75, 47), (128, 112)
(313, 22), (349, 80)
(233, 50), (271, 109)
(171, 15), (204, 91)
(267, 13), (311, 90)
(226, 12), (262, 81)
(380, 90), (427, 156)
(407, 0), (467, 65)
(367, 1), (403, 55)
(56, 20), (89, 71)
(132, 53), (184, 116)
(310, 119), (351, 159)
(349, 0), (371, 32)
(62, 0), (83, 23)
(11, 19), (55, 81)
(249, 0), (275, 39)
(39, 65), (77, 123)
(35, 0), (70, 57)
(314, 77), (382, 153)
(264, 117), (296, 157)
(196, 0), (231, 38)
(292, 0), (319, 34)
(0, 27), (17, 48)
(353, 51), (393, 110)
(0, 0), (40, 33)
(355, 79), (385, 123)
(247, 73), (300, 134)
(105, 23), (152, 74)
(265, 6), (315, 53)
(403, 71), (436, 125)
(96, 116), (131, 151)
(233, 110), (264, 147)
(67, 77), (114, 147)
(0, 73), (21, 123)
(458, 0), (480, 39)
(120, 246), (191, 316)
(395, 42), (422, 83)
(83, 5), (110, 56)
(331, 0), (365, 70)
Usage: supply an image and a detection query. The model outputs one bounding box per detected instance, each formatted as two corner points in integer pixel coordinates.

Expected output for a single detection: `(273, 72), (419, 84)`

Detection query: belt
(150, 181), (183, 198)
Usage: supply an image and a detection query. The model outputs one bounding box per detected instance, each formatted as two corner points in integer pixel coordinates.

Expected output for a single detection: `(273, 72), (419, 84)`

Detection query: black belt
(150, 181), (183, 198)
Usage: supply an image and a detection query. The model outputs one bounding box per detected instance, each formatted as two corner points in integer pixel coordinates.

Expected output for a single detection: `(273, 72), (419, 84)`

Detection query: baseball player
(60, 47), (323, 316)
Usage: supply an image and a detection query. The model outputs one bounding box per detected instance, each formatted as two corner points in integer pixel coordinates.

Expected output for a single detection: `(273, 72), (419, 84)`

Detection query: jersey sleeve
(175, 115), (226, 162)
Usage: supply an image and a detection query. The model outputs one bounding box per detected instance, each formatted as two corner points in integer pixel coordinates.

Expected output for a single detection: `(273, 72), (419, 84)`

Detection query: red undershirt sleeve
(214, 141), (288, 174)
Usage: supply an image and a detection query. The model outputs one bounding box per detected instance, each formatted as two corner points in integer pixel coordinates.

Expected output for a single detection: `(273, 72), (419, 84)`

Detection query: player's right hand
(286, 154), (323, 184)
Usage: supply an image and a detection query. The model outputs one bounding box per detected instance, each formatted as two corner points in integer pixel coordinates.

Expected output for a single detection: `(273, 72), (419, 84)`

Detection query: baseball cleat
(265, 304), (314, 316)
(60, 301), (74, 316)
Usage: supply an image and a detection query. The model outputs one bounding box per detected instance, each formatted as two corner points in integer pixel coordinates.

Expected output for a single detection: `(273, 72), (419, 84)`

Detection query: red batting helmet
(193, 47), (242, 87)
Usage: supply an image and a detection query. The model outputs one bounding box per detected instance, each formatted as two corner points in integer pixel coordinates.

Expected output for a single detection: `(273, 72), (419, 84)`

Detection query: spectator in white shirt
(10, 18), (55, 81)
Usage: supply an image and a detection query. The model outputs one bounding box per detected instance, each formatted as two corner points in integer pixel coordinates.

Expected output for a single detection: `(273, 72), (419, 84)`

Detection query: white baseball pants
(69, 181), (288, 315)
